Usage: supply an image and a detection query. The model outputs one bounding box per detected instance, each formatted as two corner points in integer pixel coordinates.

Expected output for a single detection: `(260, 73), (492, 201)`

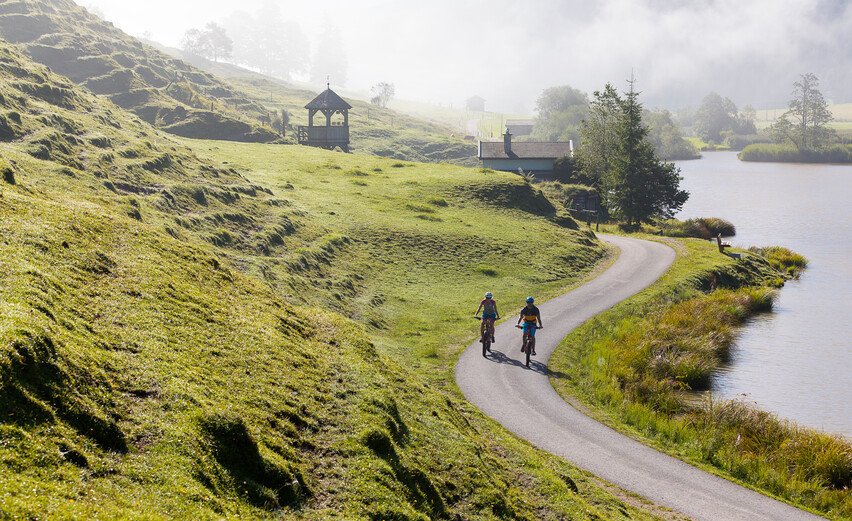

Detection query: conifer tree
(581, 79), (688, 226)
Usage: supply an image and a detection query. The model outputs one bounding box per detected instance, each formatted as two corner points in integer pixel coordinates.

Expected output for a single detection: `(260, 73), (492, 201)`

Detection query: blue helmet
(485, 292), (493, 299)
(526, 296), (534, 303)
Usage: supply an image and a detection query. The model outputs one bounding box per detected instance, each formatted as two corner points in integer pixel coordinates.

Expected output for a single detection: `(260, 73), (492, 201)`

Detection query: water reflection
(675, 152), (852, 439)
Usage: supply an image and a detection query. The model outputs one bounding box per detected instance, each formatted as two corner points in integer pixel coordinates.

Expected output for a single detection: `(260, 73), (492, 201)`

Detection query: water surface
(675, 152), (852, 439)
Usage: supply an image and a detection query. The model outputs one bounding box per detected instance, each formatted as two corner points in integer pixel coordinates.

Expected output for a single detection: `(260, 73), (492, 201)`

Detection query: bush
(475, 264), (497, 276)
(1, 157), (16, 184)
(724, 133), (771, 151)
(663, 217), (735, 239)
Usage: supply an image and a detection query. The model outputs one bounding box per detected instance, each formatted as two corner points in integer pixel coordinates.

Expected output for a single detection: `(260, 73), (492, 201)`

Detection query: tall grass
(748, 246), (808, 278)
(740, 143), (852, 163)
(551, 240), (852, 517)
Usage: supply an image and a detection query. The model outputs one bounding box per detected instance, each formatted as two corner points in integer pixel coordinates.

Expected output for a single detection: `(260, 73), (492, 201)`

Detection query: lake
(674, 151), (852, 440)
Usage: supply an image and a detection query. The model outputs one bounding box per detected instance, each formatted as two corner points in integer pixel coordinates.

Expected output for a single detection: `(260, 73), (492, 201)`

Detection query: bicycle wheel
(524, 336), (531, 367)
(482, 334), (489, 357)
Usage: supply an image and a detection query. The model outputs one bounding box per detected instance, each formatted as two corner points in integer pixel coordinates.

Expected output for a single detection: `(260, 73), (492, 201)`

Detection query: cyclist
(517, 296), (542, 356)
(474, 292), (500, 343)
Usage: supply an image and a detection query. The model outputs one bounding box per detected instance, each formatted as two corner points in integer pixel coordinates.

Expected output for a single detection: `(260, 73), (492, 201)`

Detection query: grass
(549, 236), (851, 518)
(2, 4), (842, 518)
(748, 246), (808, 278)
(0, 0), (278, 143)
(206, 75), (479, 166)
(684, 136), (730, 151)
(182, 139), (607, 379)
(0, 35), (669, 520)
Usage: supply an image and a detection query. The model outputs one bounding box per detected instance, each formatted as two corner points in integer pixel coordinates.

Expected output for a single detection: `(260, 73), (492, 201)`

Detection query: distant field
(753, 102), (852, 123)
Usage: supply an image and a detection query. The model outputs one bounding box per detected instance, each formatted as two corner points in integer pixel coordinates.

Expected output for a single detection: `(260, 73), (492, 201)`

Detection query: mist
(80, 0), (852, 114)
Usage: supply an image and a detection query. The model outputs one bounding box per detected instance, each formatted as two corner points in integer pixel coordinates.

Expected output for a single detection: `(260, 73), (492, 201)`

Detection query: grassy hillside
(0, 0), (279, 142)
(0, 0), (481, 165)
(0, 37), (673, 519)
(174, 68), (479, 166)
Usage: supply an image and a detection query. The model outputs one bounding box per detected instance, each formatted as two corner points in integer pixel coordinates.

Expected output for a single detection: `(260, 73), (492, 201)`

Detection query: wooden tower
(298, 85), (352, 152)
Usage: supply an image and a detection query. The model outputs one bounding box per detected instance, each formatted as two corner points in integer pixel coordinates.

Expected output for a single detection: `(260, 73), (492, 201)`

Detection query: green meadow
(182, 139), (607, 377)
(2, 1), (846, 518)
(0, 34), (669, 520)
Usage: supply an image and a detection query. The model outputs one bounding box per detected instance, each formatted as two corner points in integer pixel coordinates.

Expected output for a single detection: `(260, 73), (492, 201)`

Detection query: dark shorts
(481, 313), (497, 320)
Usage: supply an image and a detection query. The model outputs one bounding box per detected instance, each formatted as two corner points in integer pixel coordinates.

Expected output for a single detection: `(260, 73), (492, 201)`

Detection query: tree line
(180, 5), (347, 86)
(532, 85), (699, 161)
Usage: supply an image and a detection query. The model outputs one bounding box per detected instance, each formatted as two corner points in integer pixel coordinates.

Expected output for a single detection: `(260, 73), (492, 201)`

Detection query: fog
(80, 0), (852, 114)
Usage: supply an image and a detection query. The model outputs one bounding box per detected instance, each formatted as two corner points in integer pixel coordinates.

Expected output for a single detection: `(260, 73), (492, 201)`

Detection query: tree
(311, 25), (348, 87)
(532, 85), (589, 142)
(223, 5), (309, 80)
(576, 83), (621, 190)
(180, 28), (210, 58)
(580, 80), (688, 226)
(738, 104), (757, 135)
(180, 23), (233, 63)
(695, 92), (738, 143)
(204, 22), (232, 63)
(370, 82), (395, 108)
(280, 109), (289, 135)
(770, 73), (835, 150)
(643, 109), (700, 160)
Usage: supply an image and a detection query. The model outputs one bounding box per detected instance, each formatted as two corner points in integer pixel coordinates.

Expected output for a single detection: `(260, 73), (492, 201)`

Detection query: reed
(749, 246), (808, 278)
(740, 143), (852, 163)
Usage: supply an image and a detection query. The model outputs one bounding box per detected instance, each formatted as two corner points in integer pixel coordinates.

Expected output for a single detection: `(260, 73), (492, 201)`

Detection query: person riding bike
(474, 292), (500, 343)
(517, 296), (542, 356)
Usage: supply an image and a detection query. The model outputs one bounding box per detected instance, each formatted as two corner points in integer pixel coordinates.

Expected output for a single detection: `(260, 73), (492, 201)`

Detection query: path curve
(456, 234), (823, 521)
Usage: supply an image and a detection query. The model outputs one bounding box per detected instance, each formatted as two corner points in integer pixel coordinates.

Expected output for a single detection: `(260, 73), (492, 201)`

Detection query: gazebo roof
(305, 88), (352, 110)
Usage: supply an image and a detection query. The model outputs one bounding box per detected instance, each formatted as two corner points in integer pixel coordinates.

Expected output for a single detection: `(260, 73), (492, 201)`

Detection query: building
(298, 86), (352, 152)
(504, 119), (535, 137)
(477, 129), (572, 178)
(465, 95), (486, 112)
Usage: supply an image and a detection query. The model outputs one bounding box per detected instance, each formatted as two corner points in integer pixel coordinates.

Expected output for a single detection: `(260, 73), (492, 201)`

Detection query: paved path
(456, 234), (824, 521)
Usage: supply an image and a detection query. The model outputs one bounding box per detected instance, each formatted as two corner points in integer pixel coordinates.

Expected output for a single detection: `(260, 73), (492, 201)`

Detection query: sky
(78, 0), (852, 114)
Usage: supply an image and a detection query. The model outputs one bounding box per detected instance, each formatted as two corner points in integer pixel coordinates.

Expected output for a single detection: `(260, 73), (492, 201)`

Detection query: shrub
(405, 201), (434, 213)
(475, 264), (497, 276)
(1, 158), (16, 184)
(664, 217), (735, 239)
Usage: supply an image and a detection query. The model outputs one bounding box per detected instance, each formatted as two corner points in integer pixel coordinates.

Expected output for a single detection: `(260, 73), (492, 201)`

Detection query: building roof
(478, 141), (572, 160)
(305, 88), (352, 110)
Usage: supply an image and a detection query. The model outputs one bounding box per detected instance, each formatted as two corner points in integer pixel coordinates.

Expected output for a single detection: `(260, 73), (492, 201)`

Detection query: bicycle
(516, 324), (541, 367)
(475, 317), (494, 357)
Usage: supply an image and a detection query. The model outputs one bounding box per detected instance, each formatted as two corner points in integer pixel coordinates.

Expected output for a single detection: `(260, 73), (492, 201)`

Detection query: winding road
(456, 235), (824, 521)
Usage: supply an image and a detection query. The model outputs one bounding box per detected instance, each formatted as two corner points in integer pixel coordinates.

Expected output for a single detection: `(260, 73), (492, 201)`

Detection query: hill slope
(164, 46), (479, 165)
(0, 0), (279, 142)
(0, 38), (667, 520)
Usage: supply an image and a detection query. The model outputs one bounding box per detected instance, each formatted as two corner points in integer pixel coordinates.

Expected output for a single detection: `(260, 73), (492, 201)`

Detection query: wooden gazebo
(298, 86), (352, 152)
